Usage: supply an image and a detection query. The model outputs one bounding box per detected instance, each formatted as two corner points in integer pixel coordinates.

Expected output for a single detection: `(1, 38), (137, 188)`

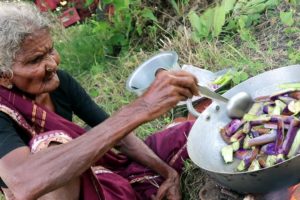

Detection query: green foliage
(188, 0), (280, 41)
(54, 0), (159, 74)
(280, 11), (295, 26)
(170, 0), (190, 16)
(95, 0), (158, 48)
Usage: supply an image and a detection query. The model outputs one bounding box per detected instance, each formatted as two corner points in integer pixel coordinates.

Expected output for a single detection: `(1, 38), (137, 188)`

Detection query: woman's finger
(156, 186), (167, 200)
(157, 71), (199, 96)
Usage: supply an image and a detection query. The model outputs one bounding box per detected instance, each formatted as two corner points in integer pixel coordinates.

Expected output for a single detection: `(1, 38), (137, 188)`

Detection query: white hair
(0, 1), (51, 69)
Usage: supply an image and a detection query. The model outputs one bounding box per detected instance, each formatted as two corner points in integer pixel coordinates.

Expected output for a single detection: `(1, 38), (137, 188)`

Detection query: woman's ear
(0, 68), (13, 89)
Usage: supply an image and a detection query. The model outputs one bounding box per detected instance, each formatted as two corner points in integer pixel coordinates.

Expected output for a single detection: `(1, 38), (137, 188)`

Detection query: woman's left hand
(151, 170), (181, 200)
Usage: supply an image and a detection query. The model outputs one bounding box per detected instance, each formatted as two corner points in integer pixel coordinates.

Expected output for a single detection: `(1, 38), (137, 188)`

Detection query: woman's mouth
(44, 71), (56, 81)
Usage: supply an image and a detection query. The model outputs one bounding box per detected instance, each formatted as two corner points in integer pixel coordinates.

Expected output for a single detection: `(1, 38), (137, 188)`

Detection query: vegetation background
(1, 0), (300, 199)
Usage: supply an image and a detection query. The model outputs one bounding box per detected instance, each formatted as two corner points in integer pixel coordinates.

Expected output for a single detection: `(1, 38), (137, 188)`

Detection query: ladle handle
(186, 99), (202, 118)
(186, 85), (228, 118)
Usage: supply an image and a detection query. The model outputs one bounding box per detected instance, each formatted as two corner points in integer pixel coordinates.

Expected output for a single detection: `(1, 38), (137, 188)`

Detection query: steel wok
(187, 65), (300, 194)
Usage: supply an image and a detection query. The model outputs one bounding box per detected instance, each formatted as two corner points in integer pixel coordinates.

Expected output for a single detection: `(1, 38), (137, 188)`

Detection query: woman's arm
(0, 70), (199, 200)
(0, 99), (147, 200)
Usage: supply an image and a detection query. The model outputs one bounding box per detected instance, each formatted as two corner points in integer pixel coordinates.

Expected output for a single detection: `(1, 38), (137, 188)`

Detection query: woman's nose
(45, 51), (60, 71)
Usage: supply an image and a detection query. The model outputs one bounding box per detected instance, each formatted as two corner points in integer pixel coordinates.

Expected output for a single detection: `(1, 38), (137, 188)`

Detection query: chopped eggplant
(235, 149), (250, 160)
(272, 100), (286, 115)
(279, 83), (300, 90)
(243, 135), (251, 149)
(278, 96), (296, 104)
(288, 100), (300, 115)
(257, 155), (268, 168)
(260, 143), (276, 155)
(236, 148), (259, 171)
(248, 130), (277, 147)
(248, 103), (263, 115)
(275, 119), (285, 152)
(252, 126), (271, 134)
(220, 87), (300, 172)
(221, 145), (233, 163)
(279, 119), (300, 155)
(243, 122), (251, 134)
(287, 129), (300, 158)
(243, 114), (271, 123)
(276, 154), (285, 164)
(230, 129), (245, 143)
(289, 91), (300, 100)
(248, 159), (261, 171)
(232, 141), (240, 152)
(220, 128), (231, 144)
(224, 119), (243, 136)
(265, 155), (277, 168)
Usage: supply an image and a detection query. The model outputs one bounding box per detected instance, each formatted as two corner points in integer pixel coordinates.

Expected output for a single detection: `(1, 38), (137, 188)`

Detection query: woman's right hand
(137, 70), (199, 122)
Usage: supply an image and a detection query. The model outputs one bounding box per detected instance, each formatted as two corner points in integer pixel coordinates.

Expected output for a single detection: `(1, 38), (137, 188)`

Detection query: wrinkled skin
(141, 70), (199, 122)
(11, 28), (60, 95)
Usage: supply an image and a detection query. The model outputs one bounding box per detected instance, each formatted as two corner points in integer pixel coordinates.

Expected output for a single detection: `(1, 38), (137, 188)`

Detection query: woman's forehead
(19, 29), (53, 54)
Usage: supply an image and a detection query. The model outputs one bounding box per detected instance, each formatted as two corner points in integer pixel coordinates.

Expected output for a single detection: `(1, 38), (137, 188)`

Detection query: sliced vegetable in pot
(220, 86), (300, 172)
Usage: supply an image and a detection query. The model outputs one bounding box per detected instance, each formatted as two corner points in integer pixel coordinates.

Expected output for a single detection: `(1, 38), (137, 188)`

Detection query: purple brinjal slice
(275, 119), (285, 152)
(235, 149), (250, 160)
(248, 130), (277, 147)
(236, 148), (259, 171)
(279, 119), (300, 155)
(287, 129), (300, 158)
(224, 119), (244, 137)
(230, 129), (245, 143)
(260, 142), (276, 155)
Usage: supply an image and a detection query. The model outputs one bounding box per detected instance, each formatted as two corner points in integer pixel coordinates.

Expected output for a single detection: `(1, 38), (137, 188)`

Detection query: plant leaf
(141, 8), (158, 22)
(188, 11), (202, 34)
(222, 0), (237, 14)
(170, 0), (180, 15)
(113, 0), (130, 10)
(265, 0), (280, 7)
(84, 0), (94, 8)
(280, 11), (294, 26)
(212, 5), (226, 37)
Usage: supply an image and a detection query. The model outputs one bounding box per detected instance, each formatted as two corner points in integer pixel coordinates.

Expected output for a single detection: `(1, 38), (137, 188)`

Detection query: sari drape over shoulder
(0, 87), (193, 200)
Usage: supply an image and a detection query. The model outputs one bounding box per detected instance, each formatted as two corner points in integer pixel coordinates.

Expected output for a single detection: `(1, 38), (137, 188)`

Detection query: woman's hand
(151, 170), (181, 200)
(138, 70), (199, 122)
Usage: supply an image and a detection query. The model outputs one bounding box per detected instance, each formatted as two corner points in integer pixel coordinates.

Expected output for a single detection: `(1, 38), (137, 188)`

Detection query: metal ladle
(187, 84), (254, 119)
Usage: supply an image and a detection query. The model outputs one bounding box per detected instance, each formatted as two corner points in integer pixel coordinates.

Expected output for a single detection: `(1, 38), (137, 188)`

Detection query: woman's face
(11, 28), (60, 95)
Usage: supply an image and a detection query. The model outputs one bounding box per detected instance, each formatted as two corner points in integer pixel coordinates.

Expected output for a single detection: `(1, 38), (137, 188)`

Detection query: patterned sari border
(0, 104), (36, 136)
(129, 175), (160, 184)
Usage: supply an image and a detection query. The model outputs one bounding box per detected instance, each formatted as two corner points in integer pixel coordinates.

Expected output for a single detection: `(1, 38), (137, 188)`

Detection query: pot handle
(186, 99), (202, 118)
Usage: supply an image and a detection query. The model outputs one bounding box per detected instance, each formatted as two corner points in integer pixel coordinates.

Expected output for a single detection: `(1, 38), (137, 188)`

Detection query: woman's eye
(30, 56), (43, 64)
(50, 48), (56, 55)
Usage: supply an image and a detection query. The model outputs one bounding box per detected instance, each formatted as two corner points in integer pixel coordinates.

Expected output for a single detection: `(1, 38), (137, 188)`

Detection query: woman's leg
(38, 178), (80, 200)
(120, 121), (194, 200)
(37, 142), (81, 200)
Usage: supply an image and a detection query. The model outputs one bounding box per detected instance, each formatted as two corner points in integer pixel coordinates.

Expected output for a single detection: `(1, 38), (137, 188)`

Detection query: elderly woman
(0, 2), (199, 200)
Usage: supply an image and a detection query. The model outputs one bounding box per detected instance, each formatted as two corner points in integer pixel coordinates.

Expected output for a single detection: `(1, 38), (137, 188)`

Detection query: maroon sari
(0, 86), (194, 200)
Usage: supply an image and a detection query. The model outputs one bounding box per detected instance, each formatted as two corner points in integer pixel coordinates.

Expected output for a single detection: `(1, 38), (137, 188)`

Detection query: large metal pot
(187, 65), (300, 193)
